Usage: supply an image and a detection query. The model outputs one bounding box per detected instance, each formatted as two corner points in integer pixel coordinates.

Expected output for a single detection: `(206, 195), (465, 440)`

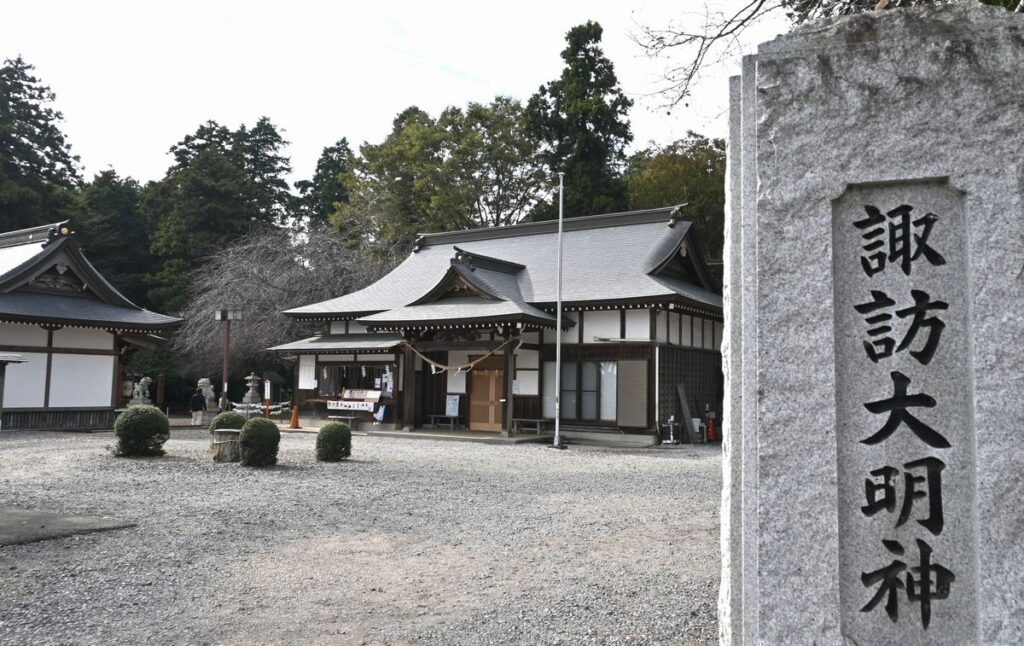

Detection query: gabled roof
(285, 207), (721, 322)
(0, 221), (181, 331)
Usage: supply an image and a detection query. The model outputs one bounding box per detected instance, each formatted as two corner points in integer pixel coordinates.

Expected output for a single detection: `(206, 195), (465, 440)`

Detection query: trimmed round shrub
(209, 411), (246, 433)
(316, 422), (351, 462)
(114, 405), (170, 457)
(239, 417), (281, 467)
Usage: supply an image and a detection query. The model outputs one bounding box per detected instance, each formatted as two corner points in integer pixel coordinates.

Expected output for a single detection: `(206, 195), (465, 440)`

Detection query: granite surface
(720, 3), (1024, 644)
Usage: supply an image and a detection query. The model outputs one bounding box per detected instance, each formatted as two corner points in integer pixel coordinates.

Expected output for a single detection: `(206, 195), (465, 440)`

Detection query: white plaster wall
(329, 321), (346, 334)
(542, 361), (556, 417)
(515, 370), (539, 396)
(560, 312), (579, 344)
(298, 354), (317, 389)
(715, 322), (724, 351)
(625, 310), (649, 339)
(703, 320), (715, 350)
(669, 312), (681, 345)
(681, 315), (693, 346)
(49, 354), (114, 407)
(521, 331), (540, 344)
(0, 323), (47, 347)
(693, 317), (704, 347)
(656, 311), (669, 343)
(348, 321), (367, 334)
(3, 352), (47, 407)
(318, 354), (355, 362)
(52, 327), (114, 350)
(515, 348), (539, 369)
(447, 351), (469, 393)
(583, 310), (619, 342)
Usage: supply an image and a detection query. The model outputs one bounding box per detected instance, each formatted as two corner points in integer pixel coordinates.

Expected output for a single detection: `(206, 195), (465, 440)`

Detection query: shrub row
(115, 408), (352, 466)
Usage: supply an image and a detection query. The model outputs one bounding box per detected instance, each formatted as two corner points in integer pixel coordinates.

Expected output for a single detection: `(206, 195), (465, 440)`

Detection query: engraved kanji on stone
(854, 204), (947, 277)
(861, 456), (945, 535)
(862, 371), (950, 449)
(855, 290), (949, 364)
(861, 538), (955, 629)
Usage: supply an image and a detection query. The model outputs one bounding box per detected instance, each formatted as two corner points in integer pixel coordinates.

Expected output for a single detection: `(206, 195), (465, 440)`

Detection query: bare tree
(171, 225), (404, 379)
(635, 0), (1020, 109)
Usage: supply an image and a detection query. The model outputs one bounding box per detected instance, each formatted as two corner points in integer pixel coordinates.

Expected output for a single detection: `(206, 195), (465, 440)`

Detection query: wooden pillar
(0, 363), (7, 431)
(401, 335), (416, 430)
(502, 326), (516, 437)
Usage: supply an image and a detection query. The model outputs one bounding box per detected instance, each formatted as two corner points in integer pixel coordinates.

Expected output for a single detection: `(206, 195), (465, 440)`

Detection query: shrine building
(272, 207), (723, 445)
(0, 221), (181, 430)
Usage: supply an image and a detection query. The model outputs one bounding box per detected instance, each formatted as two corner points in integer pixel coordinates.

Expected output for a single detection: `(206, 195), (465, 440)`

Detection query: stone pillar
(721, 5), (1024, 645)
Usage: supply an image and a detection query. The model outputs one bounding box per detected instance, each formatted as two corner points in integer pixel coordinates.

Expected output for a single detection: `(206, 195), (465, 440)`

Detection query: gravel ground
(0, 429), (721, 646)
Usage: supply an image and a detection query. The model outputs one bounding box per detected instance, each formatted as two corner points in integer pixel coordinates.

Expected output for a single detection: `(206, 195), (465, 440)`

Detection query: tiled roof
(0, 222), (180, 330)
(286, 207), (720, 320)
(0, 292), (180, 330)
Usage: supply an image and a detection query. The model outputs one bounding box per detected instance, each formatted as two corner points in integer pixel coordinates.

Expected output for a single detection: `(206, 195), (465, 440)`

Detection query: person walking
(189, 388), (206, 426)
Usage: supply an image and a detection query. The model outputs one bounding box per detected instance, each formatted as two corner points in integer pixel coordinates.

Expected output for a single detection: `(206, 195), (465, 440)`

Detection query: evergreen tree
(526, 21), (633, 220)
(75, 170), (155, 307)
(626, 132), (726, 282)
(295, 138), (354, 229)
(335, 99), (545, 248)
(143, 118), (293, 312)
(0, 56), (81, 231)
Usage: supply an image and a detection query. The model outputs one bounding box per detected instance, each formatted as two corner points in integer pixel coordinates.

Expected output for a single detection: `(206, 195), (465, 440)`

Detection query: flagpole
(553, 172), (565, 449)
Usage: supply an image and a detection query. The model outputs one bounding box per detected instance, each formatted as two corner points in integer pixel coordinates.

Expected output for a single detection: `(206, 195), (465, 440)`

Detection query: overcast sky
(2, 1), (787, 185)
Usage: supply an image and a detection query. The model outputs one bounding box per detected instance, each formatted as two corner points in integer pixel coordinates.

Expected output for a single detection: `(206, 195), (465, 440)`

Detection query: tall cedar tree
(527, 21), (633, 220)
(0, 56), (81, 231)
(295, 138), (354, 230)
(75, 170), (156, 307)
(143, 118), (292, 312)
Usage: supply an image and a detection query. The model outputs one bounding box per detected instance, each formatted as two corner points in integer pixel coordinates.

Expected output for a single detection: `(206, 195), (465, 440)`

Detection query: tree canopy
(294, 138), (354, 230)
(75, 170), (154, 307)
(626, 133), (726, 282)
(335, 98), (545, 248)
(527, 21), (633, 220)
(0, 56), (81, 231)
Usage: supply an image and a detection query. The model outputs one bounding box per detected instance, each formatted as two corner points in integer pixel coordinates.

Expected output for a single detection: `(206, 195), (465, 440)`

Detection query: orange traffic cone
(289, 405), (301, 429)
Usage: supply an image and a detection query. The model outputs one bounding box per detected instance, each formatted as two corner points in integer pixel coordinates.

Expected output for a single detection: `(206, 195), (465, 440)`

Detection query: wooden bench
(512, 418), (549, 435)
(427, 414), (463, 431)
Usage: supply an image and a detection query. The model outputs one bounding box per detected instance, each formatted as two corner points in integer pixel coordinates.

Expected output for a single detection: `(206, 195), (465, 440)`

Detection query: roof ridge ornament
(667, 203), (688, 228)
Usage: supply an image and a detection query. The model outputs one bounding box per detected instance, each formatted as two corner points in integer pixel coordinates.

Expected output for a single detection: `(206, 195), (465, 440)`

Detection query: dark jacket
(189, 393), (206, 412)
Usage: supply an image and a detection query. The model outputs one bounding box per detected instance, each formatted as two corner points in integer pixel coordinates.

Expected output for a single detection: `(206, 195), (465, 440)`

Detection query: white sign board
(263, 379), (271, 400)
(445, 395), (460, 417)
(327, 400), (374, 412)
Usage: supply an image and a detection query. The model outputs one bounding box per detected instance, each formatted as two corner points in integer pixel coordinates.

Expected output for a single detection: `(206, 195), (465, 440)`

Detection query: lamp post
(552, 172), (566, 450)
(0, 352), (25, 431)
(214, 309), (242, 404)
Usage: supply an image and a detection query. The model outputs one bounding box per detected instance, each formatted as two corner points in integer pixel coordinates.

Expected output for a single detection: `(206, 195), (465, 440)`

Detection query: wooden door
(468, 369), (504, 431)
